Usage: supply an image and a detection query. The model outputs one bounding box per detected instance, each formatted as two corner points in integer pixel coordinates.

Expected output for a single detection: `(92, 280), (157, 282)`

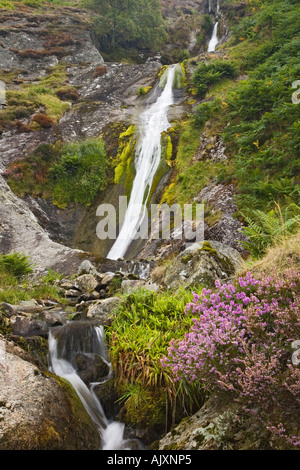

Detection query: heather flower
(163, 268), (300, 448)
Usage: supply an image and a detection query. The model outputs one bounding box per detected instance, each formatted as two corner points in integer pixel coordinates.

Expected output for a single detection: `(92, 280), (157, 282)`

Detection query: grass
(238, 227), (300, 279)
(107, 287), (206, 428)
(0, 253), (64, 305)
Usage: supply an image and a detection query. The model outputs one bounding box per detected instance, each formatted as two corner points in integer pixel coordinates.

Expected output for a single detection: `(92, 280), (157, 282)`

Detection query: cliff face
(0, 3), (165, 270)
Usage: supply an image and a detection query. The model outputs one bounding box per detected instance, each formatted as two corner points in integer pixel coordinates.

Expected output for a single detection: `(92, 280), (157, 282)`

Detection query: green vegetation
(49, 139), (107, 207)
(241, 203), (300, 258)
(82, 0), (167, 54)
(0, 252), (33, 279)
(0, 253), (64, 305)
(107, 288), (206, 429)
(192, 60), (238, 98)
(4, 139), (108, 207)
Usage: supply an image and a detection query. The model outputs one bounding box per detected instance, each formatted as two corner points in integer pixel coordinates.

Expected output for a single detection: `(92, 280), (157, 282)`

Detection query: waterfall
(107, 65), (177, 261)
(208, 21), (219, 52)
(48, 324), (143, 450)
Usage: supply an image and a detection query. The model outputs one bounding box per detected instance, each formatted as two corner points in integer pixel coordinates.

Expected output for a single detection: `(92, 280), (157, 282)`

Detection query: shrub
(241, 203), (300, 258)
(0, 252), (33, 279)
(93, 65), (107, 78)
(108, 287), (206, 428)
(56, 87), (79, 101)
(191, 98), (221, 129)
(163, 269), (300, 449)
(31, 113), (54, 128)
(192, 60), (238, 98)
(49, 138), (107, 206)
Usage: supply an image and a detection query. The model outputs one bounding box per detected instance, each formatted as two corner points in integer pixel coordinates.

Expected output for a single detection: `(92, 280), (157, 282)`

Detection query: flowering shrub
(163, 269), (300, 448)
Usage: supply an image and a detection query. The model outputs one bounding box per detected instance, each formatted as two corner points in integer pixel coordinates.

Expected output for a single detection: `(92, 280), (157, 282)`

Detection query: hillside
(0, 0), (299, 453)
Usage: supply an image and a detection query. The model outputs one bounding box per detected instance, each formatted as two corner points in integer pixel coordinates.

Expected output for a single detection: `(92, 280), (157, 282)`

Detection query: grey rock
(163, 240), (243, 290)
(74, 274), (98, 293)
(0, 335), (100, 450)
(158, 397), (273, 451)
(77, 260), (98, 276)
(100, 273), (116, 287)
(10, 316), (48, 338)
(86, 297), (122, 325)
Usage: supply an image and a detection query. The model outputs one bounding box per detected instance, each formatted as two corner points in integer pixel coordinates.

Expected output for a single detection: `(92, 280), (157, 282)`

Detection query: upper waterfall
(107, 65), (177, 261)
(208, 21), (219, 52)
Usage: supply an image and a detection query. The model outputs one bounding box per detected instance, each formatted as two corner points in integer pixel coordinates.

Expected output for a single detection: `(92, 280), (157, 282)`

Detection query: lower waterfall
(48, 323), (143, 450)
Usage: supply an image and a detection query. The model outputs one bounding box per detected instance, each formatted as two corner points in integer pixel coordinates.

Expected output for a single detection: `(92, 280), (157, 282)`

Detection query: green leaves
(83, 0), (166, 52)
(0, 252), (33, 279)
(49, 139), (107, 207)
(241, 203), (300, 258)
(192, 60), (238, 98)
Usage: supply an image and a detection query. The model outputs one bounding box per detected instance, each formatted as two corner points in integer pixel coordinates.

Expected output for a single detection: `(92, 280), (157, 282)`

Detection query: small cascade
(48, 322), (143, 450)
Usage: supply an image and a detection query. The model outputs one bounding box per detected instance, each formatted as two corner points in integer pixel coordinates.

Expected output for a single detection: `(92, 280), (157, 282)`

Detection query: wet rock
(86, 297), (122, 325)
(93, 377), (120, 421)
(74, 353), (109, 385)
(10, 316), (48, 338)
(0, 335), (100, 450)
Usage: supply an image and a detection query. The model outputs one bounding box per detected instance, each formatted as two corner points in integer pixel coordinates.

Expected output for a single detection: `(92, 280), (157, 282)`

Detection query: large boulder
(0, 335), (100, 450)
(163, 240), (243, 290)
(158, 397), (271, 451)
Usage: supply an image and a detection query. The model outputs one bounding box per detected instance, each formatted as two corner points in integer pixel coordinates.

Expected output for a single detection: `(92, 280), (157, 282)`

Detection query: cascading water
(107, 65), (177, 261)
(48, 323), (143, 450)
(208, 21), (219, 52)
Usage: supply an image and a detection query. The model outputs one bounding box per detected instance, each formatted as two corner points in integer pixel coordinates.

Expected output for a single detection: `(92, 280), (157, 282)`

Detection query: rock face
(0, 174), (85, 276)
(0, 335), (100, 450)
(158, 397), (271, 451)
(162, 240), (242, 290)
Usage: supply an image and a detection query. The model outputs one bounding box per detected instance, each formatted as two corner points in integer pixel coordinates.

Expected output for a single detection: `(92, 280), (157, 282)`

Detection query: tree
(83, 0), (167, 51)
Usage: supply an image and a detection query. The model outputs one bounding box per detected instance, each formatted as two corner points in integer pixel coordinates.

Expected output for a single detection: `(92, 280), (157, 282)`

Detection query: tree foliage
(82, 0), (167, 51)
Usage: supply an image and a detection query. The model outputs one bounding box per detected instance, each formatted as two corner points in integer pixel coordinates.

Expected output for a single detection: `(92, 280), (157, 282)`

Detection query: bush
(241, 203), (300, 258)
(191, 98), (221, 129)
(93, 65), (107, 78)
(163, 269), (300, 449)
(49, 138), (107, 206)
(31, 113), (54, 128)
(56, 87), (79, 101)
(192, 60), (238, 98)
(0, 253), (33, 279)
(108, 287), (205, 427)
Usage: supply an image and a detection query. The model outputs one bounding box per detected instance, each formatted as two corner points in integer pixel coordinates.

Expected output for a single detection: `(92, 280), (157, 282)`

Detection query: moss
(123, 387), (166, 430)
(205, 209), (223, 227)
(200, 241), (218, 254)
(114, 125), (136, 192)
(137, 86), (152, 96)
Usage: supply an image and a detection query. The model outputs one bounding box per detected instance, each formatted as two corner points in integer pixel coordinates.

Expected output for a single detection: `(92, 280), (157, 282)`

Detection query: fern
(241, 203), (300, 258)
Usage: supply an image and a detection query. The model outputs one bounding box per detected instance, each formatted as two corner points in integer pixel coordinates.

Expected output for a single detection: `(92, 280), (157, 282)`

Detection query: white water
(48, 326), (141, 450)
(208, 21), (219, 52)
(107, 65), (177, 261)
